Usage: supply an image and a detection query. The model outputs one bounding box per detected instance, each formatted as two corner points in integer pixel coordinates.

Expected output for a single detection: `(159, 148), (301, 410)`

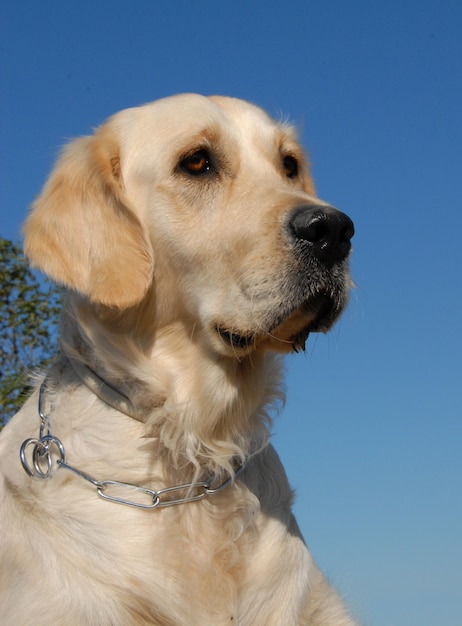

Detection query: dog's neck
(59, 302), (282, 473)
(68, 357), (147, 422)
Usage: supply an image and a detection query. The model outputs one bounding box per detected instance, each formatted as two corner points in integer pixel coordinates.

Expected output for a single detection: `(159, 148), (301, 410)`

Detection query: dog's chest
(52, 487), (254, 623)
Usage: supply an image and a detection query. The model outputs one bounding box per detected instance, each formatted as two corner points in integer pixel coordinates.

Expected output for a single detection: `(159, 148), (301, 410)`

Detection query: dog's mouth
(216, 327), (255, 350)
(216, 292), (341, 354)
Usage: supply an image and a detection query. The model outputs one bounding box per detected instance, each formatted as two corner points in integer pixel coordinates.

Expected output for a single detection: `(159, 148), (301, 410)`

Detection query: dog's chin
(215, 293), (343, 355)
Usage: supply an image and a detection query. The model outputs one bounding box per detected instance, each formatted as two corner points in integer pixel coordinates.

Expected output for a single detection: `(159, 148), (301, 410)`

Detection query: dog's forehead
(111, 94), (297, 157)
(207, 95), (277, 129)
(208, 95), (299, 148)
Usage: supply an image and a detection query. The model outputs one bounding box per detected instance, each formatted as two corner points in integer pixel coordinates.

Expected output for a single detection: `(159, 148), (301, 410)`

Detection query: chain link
(19, 379), (245, 509)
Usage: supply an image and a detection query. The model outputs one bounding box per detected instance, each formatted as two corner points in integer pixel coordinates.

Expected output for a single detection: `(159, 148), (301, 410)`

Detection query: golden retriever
(0, 94), (357, 625)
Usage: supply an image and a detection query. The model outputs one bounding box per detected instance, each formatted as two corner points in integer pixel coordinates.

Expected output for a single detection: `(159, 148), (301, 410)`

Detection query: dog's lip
(299, 294), (337, 332)
(215, 293), (337, 352)
(216, 326), (255, 349)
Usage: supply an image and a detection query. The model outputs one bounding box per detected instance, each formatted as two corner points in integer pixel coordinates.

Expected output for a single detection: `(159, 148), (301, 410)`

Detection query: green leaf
(0, 237), (62, 428)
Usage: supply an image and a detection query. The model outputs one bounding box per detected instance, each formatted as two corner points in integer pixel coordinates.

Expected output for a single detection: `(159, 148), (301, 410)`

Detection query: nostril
(304, 217), (330, 245)
(289, 205), (354, 267)
(342, 223), (355, 243)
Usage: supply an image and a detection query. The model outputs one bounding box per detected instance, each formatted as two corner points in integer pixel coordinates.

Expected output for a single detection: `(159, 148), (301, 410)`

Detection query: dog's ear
(23, 130), (153, 308)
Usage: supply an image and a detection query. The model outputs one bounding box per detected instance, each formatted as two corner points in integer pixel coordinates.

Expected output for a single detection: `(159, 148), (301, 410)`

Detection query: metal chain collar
(19, 380), (245, 509)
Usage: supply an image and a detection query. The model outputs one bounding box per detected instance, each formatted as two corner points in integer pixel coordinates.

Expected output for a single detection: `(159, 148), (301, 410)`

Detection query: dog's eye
(180, 149), (213, 176)
(283, 155), (298, 179)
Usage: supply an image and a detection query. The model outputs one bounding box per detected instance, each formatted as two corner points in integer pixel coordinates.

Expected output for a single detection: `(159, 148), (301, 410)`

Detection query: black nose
(289, 204), (354, 267)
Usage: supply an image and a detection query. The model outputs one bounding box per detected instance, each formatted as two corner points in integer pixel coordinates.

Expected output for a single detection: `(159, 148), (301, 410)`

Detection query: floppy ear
(23, 130), (153, 308)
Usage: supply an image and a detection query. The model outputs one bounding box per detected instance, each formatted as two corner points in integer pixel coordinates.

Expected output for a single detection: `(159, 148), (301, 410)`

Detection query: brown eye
(180, 149), (212, 175)
(283, 155), (298, 179)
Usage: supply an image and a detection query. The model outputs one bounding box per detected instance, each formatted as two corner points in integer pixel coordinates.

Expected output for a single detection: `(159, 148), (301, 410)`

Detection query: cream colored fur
(0, 94), (357, 625)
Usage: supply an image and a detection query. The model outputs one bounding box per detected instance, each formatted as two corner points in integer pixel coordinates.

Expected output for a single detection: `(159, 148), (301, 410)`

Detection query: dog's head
(24, 94), (353, 356)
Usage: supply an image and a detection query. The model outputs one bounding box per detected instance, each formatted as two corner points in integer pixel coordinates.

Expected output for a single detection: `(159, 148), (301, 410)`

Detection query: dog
(0, 94), (356, 625)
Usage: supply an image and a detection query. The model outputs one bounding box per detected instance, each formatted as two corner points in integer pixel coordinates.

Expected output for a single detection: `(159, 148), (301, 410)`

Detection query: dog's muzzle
(216, 204), (354, 353)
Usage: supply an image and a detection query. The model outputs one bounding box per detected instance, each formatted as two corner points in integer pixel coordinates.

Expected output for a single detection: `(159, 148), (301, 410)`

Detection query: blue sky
(1, 1), (461, 624)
